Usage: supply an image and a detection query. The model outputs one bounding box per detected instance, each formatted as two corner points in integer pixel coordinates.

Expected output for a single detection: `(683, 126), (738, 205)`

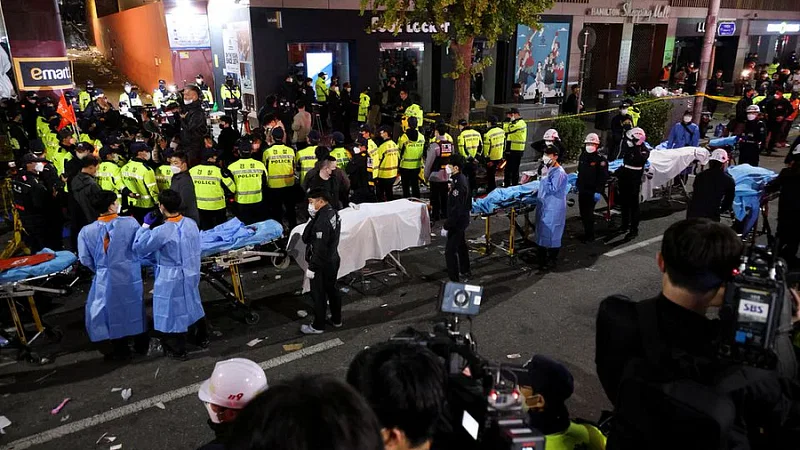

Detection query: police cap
(331, 131), (345, 145)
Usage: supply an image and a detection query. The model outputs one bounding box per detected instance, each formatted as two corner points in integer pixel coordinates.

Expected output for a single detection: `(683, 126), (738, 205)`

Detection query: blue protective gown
(78, 215), (146, 342)
(133, 216), (205, 333)
(535, 165), (568, 248)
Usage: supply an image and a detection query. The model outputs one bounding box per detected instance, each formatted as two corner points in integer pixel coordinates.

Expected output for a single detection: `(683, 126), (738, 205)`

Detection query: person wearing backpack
(666, 110), (700, 149)
(595, 219), (800, 449)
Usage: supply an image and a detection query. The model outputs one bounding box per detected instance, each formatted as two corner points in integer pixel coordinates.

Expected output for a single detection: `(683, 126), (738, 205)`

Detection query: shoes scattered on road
(300, 324), (324, 335)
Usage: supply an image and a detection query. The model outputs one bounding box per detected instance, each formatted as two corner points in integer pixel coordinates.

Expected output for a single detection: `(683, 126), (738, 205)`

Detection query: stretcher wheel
(245, 312), (260, 325)
(272, 254), (291, 270)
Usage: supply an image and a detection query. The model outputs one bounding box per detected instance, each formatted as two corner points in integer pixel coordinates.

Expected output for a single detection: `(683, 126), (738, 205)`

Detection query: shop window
(287, 42), (351, 87)
(379, 41), (429, 110)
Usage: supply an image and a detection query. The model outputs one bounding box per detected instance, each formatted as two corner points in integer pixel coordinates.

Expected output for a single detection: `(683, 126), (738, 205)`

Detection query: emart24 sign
(14, 57), (73, 90)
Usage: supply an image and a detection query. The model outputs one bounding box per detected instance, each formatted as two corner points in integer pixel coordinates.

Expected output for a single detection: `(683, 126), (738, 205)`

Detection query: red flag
(56, 94), (77, 131)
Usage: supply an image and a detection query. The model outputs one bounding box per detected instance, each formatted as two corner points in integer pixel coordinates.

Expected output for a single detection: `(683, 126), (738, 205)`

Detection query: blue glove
(143, 211), (159, 227)
(594, 193), (601, 203)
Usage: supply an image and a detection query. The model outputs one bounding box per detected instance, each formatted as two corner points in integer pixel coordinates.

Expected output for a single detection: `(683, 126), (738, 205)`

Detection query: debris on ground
(381, 304), (388, 308)
(35, 370), (57, 383)
(50, 398), (70, 415)
(154, 402), (166, 410)
(340, 287), (350, 293)
(111, 388), (122, 392)
(506, 354), (522, 359)
(296, 310), (308, 318)
(121, 388), (132, 402)
(275, 275), (282, 280)
(60, 414), (70, 422)
(154, 367), (160, 379)
(246, 338), (263, 347)
(212, 331), (223, 337)
(0, 416), (11, 434)
(283, 343), (303, 352)
(110, 444), (122, 450)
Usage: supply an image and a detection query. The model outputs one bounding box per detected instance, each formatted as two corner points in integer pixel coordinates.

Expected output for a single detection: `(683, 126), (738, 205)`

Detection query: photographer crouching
(596, 218), (800, 449)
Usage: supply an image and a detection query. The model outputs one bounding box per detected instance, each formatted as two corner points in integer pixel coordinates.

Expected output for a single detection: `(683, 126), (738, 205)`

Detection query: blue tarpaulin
(727, 164), (777, 235)
(472, 181), (541, 214)
(709, 136), (738, 147)
(200, 218), (284, 257)
(0, 249), (77, 283)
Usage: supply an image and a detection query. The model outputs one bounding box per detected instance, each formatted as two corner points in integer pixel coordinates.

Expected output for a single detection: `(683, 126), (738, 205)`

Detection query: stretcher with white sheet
(286, 199), (431, 293)
(200, 218), (286, 325)
(0, 250), (79, 363)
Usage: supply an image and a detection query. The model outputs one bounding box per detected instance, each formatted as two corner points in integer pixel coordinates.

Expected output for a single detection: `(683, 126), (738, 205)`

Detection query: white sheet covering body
(641, 147), (710, 201)
(287, 199), (431, 293)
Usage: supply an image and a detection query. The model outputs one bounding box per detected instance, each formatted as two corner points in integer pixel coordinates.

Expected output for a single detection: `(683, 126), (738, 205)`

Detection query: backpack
(608, 297), (751, 450)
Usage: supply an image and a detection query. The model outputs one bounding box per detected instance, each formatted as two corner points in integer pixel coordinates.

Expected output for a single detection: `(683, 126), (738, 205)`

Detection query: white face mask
(124, 86), (131, 93)
(542, 155), (553, 166)
(747, 114), (757, 121)
(195, 79), (202, 84)
(626, 138), (635, 147)
(683, 115), (692, 123)
(445, 165), (453, 175)
(184, 98), (194, 105)
(169, 165), (181, 175)
(77, 152), (88, 160)
(545, 140), (553, 147)
(34, 162), (44, 172)
(144, 152), (151, 161)
(352, 146), (361, 155)
(346, 87), (351, 92)
(114, 203), (121, 214)
(308, 203), (317, 217)
(620, 109), (629, 115)
(585, 145), (597, 153)
(170, 142), (179, 150)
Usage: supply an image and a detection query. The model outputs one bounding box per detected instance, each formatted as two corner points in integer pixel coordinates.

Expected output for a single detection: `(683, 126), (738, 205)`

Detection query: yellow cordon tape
(422, 93), (741, 128)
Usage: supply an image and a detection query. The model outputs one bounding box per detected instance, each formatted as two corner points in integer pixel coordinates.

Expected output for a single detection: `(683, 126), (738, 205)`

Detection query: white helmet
(584, 133), (601, 145)
(710, 149), (729, 164)
(746, 104), (760, 113)
(625, 127), (647, 146)
(198, 358), (268, 422)
(543, 129), (559, 141)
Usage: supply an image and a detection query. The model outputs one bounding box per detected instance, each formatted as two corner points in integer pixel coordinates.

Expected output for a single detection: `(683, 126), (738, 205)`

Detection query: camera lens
(454, 290), (469, 307)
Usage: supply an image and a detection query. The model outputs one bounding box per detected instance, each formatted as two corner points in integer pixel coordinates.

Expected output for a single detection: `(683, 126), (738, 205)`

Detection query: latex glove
(306, 269), (315, 280)
(143, 211), (159, 227)
(440, 228), (448, 238)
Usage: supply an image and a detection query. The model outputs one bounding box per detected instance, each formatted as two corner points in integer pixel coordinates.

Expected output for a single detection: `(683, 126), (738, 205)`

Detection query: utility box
(595, 89), (623, 131)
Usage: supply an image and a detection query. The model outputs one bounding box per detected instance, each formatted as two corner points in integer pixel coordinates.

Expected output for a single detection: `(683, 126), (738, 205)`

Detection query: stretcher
(470, 181), (540, 262)
(0, 250), (78, 363)
(199, 219), (287, 325)
(287, 199), (431, 294)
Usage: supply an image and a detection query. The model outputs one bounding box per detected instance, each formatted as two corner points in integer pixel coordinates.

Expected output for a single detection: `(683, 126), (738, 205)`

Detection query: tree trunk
(450, 37), (474, 125)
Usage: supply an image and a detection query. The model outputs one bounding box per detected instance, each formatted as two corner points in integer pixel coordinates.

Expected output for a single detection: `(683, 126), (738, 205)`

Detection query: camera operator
(596, 219), (800, 448)
(347, 341), (447, 450)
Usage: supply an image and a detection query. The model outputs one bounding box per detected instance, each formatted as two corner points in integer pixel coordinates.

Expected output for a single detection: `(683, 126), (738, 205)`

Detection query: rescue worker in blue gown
(133, 189), (207, 359)
(78, 190), (149, 360)
(535, 145), (568, 272)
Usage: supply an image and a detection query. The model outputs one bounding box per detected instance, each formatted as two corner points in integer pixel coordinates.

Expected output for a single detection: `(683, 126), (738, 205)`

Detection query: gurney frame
(345, 251), (410, 294)
(471, 203), (537, 265)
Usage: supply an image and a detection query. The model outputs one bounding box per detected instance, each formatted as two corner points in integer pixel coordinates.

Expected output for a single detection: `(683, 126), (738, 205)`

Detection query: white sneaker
(300, 324), (323, 335)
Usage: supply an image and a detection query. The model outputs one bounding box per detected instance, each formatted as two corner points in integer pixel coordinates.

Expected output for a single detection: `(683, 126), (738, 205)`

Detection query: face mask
(308, 204), (317, 217)
(77, 152), (88, 160)
(545, 140), (553, 147)
(445, 166), (453, 175)
(114, 203), (122, 214)
(585, 145), (597, 153)
(626, 138), (635, 147)
(184, 98), (194, 105)
(226, 81), (233, 87)
(353, 146), (361, 155)
(542, 155), (553, 166)
(346, 87), (351, 92)
(683, 115), (692, 123)
(170, 165), (181, 175)
(144, 153), (151, 161)
(124, 86), (131, 93)
(120, 106), (129, 114)
(34, 162), (44, 172)
(747, 113), (757, 121)
(170, 142), (179, 150)
(195, 79), (202, 84)
(620, 109), (629, 115)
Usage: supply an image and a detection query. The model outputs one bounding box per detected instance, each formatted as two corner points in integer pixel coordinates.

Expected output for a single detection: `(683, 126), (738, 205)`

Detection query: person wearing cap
(70, 155), (102, 238)
(197, 358), (268, 449)
(457, 119), (482, 197)
(8, 107), (29, 160)
(315, 72), (329, 128)
(221, 75), (242, 124)
(83, 88), (116, 130)
(194, 74), (214, 110)
(12, 153), (58, 252)
(153, 79), (169, 110)
(535, 145), (568, 271)
(767, 147), (800, 264)
(360, 124), (379, 157)
(329, 131), (352, 171)
(666, 110), (700, 150)
(296, 130), (320, 185)
(519, 355), (606, 450)
(609, 100), (634, 161)
(78, 80), (95, 111)
(78, 190), (148, 361)
(181, 84), (209, 168)
(577, 133), (608, 242)
(121, 142), (160, 223)
(425, 123), (455, 222)
(134, 189), (206, 358)
(686, 149), (734, 223)
(348, 137), (377, 204)
(292, 99), (312, 145)
(740, 104), (767, 167)
(190, 148), (235, 230)
(764, 87), (793, 153)
(262, 127), (297, 228)
(374, 125), (399, 202)
(400, 90), (424, 133)
(53, 128), (76, 178)
(482, 116), (506, 193)
(398, 116), (426, 199)
(118, 81), (143, 111)
(228, 140), (267, 225)
(358, 86), (371, 125)
(441, 154), (471, 282)
(154, 145), (174, 192)
(301, 188), (342, 334)
(97, 147), (127, 204)
(215, 115), (240, 167)
(616, 127), (650, 240)
(504, 107), (527, 187)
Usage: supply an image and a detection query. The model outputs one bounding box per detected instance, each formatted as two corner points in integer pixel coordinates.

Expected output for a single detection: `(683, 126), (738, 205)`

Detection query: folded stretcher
(200, 219), (286, 325)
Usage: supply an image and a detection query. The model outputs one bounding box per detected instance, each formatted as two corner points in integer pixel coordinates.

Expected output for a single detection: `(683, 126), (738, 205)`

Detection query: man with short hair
(504, 107), (527, 186)
(217, 115), (240, 166)
(374, 125), (399, 202)
(425, 124), (454, 222)
(71, 154), (102, 233)
(190, 148), (235, 230)
(292, 100), (312, 144)
(169, 151), (200, 225)
(228, 140), (267, 225)
(262, 127), (297, 228)
(686, 149), (735, 222)
(181, 85), (209, 167)
(398, 117), (425, 198)
(441, 154), (471, 282)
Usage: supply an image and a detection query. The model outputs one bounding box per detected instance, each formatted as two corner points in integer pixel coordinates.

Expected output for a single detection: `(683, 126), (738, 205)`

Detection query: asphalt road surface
(0, 150), (792, 450)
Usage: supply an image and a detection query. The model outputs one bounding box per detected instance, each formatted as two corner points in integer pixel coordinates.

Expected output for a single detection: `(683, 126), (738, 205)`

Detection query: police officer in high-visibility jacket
(329, 132), (352, 171)
(195, 74), (214, 110)
(228, 139), (268, 225)
(78, 80), (96, 112)
(190, 148), (235, 231)
(504, 108), (527, 187)
(483, 116), (505, 193)
(359, 124), (378, 159)
(358, 87), (371, 125)
(155, 147), (174, 192)
(121, 142), (160, 223)
(97, 147), (127, 206)
(315, 72), (329, 128)
(374, 125), (399, 202)
(398, 117), (425, 198)
(262, 127), (297, 228)
(221, 75), (242, 123)
(457, 119), (483, 197)
(152, 79), (170, 110)
(296, 130), (320, 185)
(119, 82), (143, 109)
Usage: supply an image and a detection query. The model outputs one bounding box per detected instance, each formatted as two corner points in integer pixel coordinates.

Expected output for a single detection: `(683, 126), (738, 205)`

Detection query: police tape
(421, 92), (741, 129)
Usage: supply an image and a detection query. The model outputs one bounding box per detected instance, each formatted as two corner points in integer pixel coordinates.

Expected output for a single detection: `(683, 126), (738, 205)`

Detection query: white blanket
(642, 147), (710, 201)
(287, 199), (432, 292)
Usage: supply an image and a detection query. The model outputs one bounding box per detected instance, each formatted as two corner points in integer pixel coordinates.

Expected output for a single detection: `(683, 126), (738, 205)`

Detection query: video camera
(718, 242), (787, 369)
(390, 282), (545, 450)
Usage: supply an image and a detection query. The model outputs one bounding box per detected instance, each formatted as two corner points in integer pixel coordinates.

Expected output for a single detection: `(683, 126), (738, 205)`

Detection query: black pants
(236, 202), (264, 225)
(739, 143), (760, 167)
(537, 246), (560, 267)
(707, 99), (719, 117)
(777, 216), (800, 263)
(129, 206), (154, 224)
(109, 332), (150, 358)
(430, 181), (449, 222)
(617, 167), (643, 233)
(445, 228), (470, 281)
(463, 161), (477, 196)
(376, 177), (395, 202)
(578, 191), (597, 239)
(766, 120), (784, 150)
(269, 186), (297, 229)
(504, 151), (523, 187)
(160, 318), (208, 356)
(400, 168), (420, 198)
(311, 261), (342, 330)
(486, 160), (501, 193)
(198, 208), (227, 231)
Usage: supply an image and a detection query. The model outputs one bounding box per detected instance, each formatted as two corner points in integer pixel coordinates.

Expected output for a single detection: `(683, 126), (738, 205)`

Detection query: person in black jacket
(576, 133), (608, 242)
(767, 150), (800, 265)
(615, 127), (650, 240)
(608, 101), (634, 161)
(70, 155), (102, 235)
(347, 138), (377, 204)
(442, 154), (471, 282)
(300, 188), (343, 335)
(168, 151), (200, 225)
(181, 85), (208, 167)
(216, 116), (240, 166)
(733, 87), (755, 135)
(740, 104), (767, 167)
(12, 154), (57, 252)
(562, 84), (582, 115)
(686, 150), (735, 222)
(764, 87), (794, 152)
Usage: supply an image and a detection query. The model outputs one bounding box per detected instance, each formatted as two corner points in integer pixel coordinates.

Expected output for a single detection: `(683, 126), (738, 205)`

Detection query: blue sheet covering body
(727, 164), (777, 235)
(200, 218), (284, 257)
(471, 181), (541, 214)
(0, 249), (77, 283)
(709, 136), (738, 147)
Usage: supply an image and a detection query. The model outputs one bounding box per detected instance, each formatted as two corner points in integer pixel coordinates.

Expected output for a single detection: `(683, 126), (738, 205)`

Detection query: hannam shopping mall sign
(14, 57), (73, 90)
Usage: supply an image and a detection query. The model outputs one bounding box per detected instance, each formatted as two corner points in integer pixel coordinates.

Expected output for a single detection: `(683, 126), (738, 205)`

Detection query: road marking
(603, 236), (663, 258)
(1, 338), (344, 450)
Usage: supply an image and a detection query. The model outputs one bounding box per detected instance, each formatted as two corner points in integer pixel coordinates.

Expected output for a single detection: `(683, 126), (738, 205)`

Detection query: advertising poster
(515, 23), (571, 100)
(222, 21), (255, 96)
(305, 52), (333, 87)
(165, 14), (210, 49)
